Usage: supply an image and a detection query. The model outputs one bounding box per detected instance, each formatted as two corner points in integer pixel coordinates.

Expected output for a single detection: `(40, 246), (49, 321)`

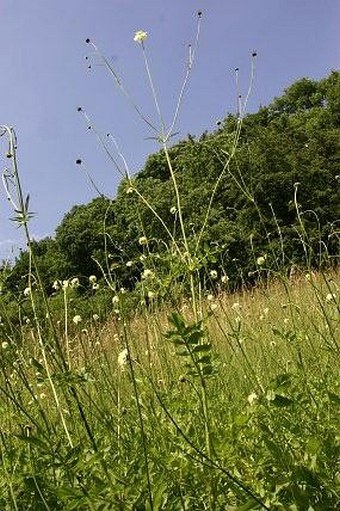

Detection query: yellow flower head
(134, 30), (148, 44)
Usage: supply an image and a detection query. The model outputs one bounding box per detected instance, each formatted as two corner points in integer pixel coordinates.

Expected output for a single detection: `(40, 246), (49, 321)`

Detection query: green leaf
(271, 394), (294, 407)
(192, 343), (212, 353)
(236, 498), (262, 510)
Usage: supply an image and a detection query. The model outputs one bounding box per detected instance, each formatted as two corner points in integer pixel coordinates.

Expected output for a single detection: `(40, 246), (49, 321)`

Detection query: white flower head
(72, 315), (82, 325)
(170, 206), (177, 215)
(112, 295), (119, 304)
(247, 392), (258, 406)
(62, 280), (69, 290)
(52, 280), (60, 291)
(147, 291), (155, 299)
(92, 283), (99, 290)
(23, 287), (31, 297)
(138, 236), (148, 246)
(326, 292), (337, 303)
(257, 255), (267, 266)
(134, 30), (148, 44)
(207, 294), (214, 302)
(89, 275), (97, 284)
(221, 275), (229, 284)
(70, 277), (80, 289)
(210, 270), (218, 280)
(142, 269), (154, 279)
(126, 260), (133, 267)
(2, 341), (9, 350)
(118, 348), (129, 368)
(92, 314), (99, 321)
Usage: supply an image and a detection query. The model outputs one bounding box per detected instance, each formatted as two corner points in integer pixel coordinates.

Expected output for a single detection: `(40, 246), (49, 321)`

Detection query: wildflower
(39, 393), (46, 400)
(89, 275), (97, 284)
(326, 293), (336, 303)
(23, 287), (31, 297)
(210, 270), (218, 280)
(207, 294), (214, 301)
(126, 260), (133, 267)
(112, 295), (119, 304)
(126, 187), (134, 194)
(142, 269), (154, 279)
(139, 255), (147, 262)
(134, 30), (148, 44)
(256, 255), (266, 266)
(118, 348), (129, 367)
(72, 315), (82, 325)
(2, 341), (9, 349)
(138, 236), (148, 245)
(221, 275), (229, 284)
(247, 392), (258, 405)
(210, 303), (218, 311)
(147, 291), (155, 299)
(52, 280), (60, 291)
(92, 314), (99, 321)
(120, 287), (126, 294)
(170, 206), (177, 215)
(92, 283), (99, 290)
(62, 280), (69, 290)
(70, 277), (80, 289)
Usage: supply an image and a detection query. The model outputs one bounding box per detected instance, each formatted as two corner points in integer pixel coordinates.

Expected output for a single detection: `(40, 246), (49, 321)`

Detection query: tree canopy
(3, 71), (340, 297)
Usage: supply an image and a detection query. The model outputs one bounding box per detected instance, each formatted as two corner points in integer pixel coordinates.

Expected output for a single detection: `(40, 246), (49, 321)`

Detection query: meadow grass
(1, 13), (339, 510)
(0, 268), (339, 509)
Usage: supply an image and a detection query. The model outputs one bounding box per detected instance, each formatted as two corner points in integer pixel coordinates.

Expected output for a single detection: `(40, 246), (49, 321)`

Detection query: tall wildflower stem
(141, 42), (166, 138)
(63, 286), (71, 368)
(123, 322), (154, 510)
(195, 54), (256, 255)
(87, 41), (158, 134)
(0, 126), (74, 448)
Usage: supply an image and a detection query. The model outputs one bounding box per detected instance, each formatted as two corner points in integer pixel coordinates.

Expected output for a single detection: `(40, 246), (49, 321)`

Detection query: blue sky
(0, 0), (339, 260)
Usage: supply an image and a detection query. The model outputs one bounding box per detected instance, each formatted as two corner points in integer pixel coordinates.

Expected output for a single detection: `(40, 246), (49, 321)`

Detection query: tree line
(2, 71), (340, 302)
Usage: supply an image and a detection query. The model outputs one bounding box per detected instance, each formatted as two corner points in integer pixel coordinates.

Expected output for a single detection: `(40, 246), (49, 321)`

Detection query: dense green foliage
(0, 272), (339, 509)
(2, 72), (340, 302)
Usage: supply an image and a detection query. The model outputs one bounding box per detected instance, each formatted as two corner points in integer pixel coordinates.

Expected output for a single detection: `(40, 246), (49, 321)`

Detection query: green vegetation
(2, 71), (340, 311)
(0, 23), (339, 509)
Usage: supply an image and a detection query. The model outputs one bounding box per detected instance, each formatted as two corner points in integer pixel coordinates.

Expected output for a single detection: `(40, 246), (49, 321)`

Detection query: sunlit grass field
(1, 268), (339, 510)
